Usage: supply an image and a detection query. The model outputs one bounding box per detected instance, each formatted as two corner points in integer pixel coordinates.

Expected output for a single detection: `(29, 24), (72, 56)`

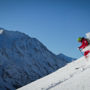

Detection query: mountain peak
(0, 27), (6, 33)
(0, 29), (4, 34)
(0, 28), (68, 90)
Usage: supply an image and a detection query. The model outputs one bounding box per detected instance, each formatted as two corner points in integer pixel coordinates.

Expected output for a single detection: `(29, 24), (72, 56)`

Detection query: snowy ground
(17, 55), (90, 90)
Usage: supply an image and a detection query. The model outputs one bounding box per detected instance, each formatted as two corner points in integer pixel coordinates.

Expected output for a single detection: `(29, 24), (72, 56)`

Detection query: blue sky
(0, 0), (90, 58)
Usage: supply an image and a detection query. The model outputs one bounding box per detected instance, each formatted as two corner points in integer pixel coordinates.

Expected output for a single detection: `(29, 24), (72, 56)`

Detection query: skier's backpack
(86, 38), (90, 45)
(86, 32), (90, 45)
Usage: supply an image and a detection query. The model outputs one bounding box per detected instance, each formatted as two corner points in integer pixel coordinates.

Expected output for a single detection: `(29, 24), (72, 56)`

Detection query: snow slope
(18, 55), (90, 90)
(0, 28), (68, 90)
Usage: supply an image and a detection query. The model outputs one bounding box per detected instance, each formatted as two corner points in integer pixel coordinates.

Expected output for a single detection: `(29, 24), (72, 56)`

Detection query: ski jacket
(79, 38), (88, 49)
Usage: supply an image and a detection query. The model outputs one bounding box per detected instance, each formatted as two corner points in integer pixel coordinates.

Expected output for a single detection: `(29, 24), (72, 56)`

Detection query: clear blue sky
(0, 0), (90, 58)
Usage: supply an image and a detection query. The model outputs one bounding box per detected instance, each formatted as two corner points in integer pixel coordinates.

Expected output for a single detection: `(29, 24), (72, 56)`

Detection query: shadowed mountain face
(0, 28), (68, 90)
(57, 53), (76, 62)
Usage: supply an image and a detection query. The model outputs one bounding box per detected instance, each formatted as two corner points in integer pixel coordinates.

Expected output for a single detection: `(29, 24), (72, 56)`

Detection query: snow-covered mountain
(57, 53), (76, 62)
(0, 28), (68, 90)
(17, 55), (90, 90)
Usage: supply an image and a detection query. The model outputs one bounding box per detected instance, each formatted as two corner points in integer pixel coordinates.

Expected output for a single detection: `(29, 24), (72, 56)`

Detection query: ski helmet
(77, 37), (82, 42)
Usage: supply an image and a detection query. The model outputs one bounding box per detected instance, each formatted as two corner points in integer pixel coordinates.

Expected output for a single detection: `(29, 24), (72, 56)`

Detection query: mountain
(57, 53), (76, 62)
(18, 55), (90, 90)
(0, 28), (68, 90)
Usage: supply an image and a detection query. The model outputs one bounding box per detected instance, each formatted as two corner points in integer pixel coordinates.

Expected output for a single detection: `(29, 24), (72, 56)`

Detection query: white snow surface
(18, 55), (90, 90)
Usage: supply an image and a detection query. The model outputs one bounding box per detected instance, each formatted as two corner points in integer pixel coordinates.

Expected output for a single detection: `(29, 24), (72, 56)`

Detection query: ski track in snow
(42, 78), (70, 90)
(41, 63), (90, 90)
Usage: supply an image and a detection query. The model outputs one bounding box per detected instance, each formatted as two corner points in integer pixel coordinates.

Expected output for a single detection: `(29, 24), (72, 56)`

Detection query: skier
(77, 37), (90, 58)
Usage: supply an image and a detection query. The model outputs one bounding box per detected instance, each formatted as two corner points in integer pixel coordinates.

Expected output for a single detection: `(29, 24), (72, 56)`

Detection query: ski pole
(79, 49), (84, 56)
